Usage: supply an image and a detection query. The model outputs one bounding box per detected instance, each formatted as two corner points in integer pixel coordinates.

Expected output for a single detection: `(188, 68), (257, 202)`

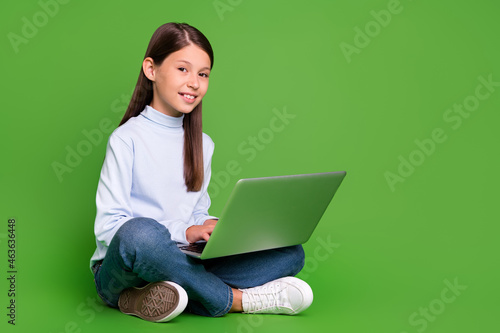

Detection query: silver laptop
(177, 171), (346, 259)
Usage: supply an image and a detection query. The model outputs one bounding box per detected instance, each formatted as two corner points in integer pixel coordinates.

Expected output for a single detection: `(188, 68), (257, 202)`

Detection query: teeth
(183, 94), (195, 99)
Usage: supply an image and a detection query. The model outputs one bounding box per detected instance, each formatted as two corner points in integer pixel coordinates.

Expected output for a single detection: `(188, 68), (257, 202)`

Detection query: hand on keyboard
(179, 242), (207, 254)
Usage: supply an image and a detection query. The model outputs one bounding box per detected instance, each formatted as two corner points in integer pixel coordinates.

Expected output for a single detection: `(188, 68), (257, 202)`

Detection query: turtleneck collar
(141, 105), (184, 128)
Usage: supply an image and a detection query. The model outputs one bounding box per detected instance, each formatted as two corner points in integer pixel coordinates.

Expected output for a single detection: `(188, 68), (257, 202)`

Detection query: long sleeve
(94, 134), (134, 247)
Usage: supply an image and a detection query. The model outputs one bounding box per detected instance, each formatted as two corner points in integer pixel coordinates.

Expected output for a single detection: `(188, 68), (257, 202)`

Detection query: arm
(94, 134), (134, 247)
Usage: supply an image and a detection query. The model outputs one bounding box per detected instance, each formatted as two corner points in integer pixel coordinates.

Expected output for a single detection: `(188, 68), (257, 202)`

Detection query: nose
(187, 73), (199, 90)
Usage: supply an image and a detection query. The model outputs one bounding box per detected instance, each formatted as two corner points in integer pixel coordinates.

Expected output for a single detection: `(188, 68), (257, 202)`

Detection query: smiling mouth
(179, 93), (196, 100)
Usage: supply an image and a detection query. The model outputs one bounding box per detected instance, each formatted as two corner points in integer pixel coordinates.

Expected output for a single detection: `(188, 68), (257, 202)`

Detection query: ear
(142, 57), (156, 81)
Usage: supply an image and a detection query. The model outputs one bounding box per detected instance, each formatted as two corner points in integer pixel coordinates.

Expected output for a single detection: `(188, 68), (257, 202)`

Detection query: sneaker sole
(118, 281), (188, 322)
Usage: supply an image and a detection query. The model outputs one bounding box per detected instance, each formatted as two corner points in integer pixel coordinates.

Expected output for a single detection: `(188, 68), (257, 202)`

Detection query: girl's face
(144, 43), (211, 117)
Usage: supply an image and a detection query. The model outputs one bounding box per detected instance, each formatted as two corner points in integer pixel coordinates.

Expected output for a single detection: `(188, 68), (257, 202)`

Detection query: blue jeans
(92, 217), (305, 317)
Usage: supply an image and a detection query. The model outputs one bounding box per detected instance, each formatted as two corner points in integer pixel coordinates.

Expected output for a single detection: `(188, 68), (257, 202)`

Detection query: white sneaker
(240, 277), (313, 315)
(118, 281), (188, 322)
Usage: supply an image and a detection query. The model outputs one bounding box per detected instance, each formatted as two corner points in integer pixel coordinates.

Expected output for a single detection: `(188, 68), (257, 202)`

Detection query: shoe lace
(245, 282), (285, 312)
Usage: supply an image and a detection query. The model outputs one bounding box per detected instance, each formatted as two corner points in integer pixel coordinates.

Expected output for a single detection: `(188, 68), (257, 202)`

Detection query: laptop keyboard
(179, 242), (206, 254)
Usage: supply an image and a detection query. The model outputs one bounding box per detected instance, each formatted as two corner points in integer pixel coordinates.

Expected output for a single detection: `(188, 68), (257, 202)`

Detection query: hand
(186, 224), (215, 244)
(203, 219), (218, 226)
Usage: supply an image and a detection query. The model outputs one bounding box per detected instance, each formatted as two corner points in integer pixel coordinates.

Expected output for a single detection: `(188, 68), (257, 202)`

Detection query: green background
(1, 0), (499, 332)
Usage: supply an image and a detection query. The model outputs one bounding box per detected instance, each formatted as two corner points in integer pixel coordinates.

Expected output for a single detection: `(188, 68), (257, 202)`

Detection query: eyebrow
(177, 60), (210, 71)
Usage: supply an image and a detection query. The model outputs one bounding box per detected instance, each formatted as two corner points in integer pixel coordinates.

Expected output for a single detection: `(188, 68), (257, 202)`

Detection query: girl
(90, 22), (313, 322)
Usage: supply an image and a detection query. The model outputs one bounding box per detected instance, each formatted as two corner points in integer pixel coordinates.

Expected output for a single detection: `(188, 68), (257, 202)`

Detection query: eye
(178, 67), (187, 72)
(199, 72), (209, 78)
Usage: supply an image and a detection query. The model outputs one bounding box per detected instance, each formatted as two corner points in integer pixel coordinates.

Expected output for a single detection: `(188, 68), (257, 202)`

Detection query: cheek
(200, 82), (209, 97)
(157, 71), (178, 92)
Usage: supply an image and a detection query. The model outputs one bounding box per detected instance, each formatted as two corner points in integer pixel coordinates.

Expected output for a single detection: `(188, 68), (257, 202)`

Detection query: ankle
(229, 288), (243, 312)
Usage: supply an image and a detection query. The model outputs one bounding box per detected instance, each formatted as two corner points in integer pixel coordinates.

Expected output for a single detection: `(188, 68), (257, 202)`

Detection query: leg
(203, 245), (310, 315)
(94, 217), (232, 317)
(201, 245), (305, 289)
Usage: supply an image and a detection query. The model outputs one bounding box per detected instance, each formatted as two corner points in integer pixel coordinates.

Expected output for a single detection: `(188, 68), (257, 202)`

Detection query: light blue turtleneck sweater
(90, 105), (217, 267)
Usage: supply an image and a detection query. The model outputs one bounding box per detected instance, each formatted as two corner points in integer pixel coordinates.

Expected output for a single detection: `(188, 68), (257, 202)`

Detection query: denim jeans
(92, 217), (305, 317)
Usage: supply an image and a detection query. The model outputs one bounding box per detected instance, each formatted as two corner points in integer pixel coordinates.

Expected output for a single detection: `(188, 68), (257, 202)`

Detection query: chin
(178, 108), (195, 115)
(180, 105), (200, 114)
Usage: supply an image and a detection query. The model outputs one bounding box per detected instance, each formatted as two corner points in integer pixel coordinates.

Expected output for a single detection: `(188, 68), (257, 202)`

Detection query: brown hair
(119, 23), (214, 192)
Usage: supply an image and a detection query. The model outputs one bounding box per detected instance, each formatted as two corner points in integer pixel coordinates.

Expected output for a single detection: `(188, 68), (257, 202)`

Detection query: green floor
(2, 0), (499, 332)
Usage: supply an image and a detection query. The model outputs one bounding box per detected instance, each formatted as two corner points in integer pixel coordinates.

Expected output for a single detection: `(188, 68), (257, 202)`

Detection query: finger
(202, 232), (210, 242)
